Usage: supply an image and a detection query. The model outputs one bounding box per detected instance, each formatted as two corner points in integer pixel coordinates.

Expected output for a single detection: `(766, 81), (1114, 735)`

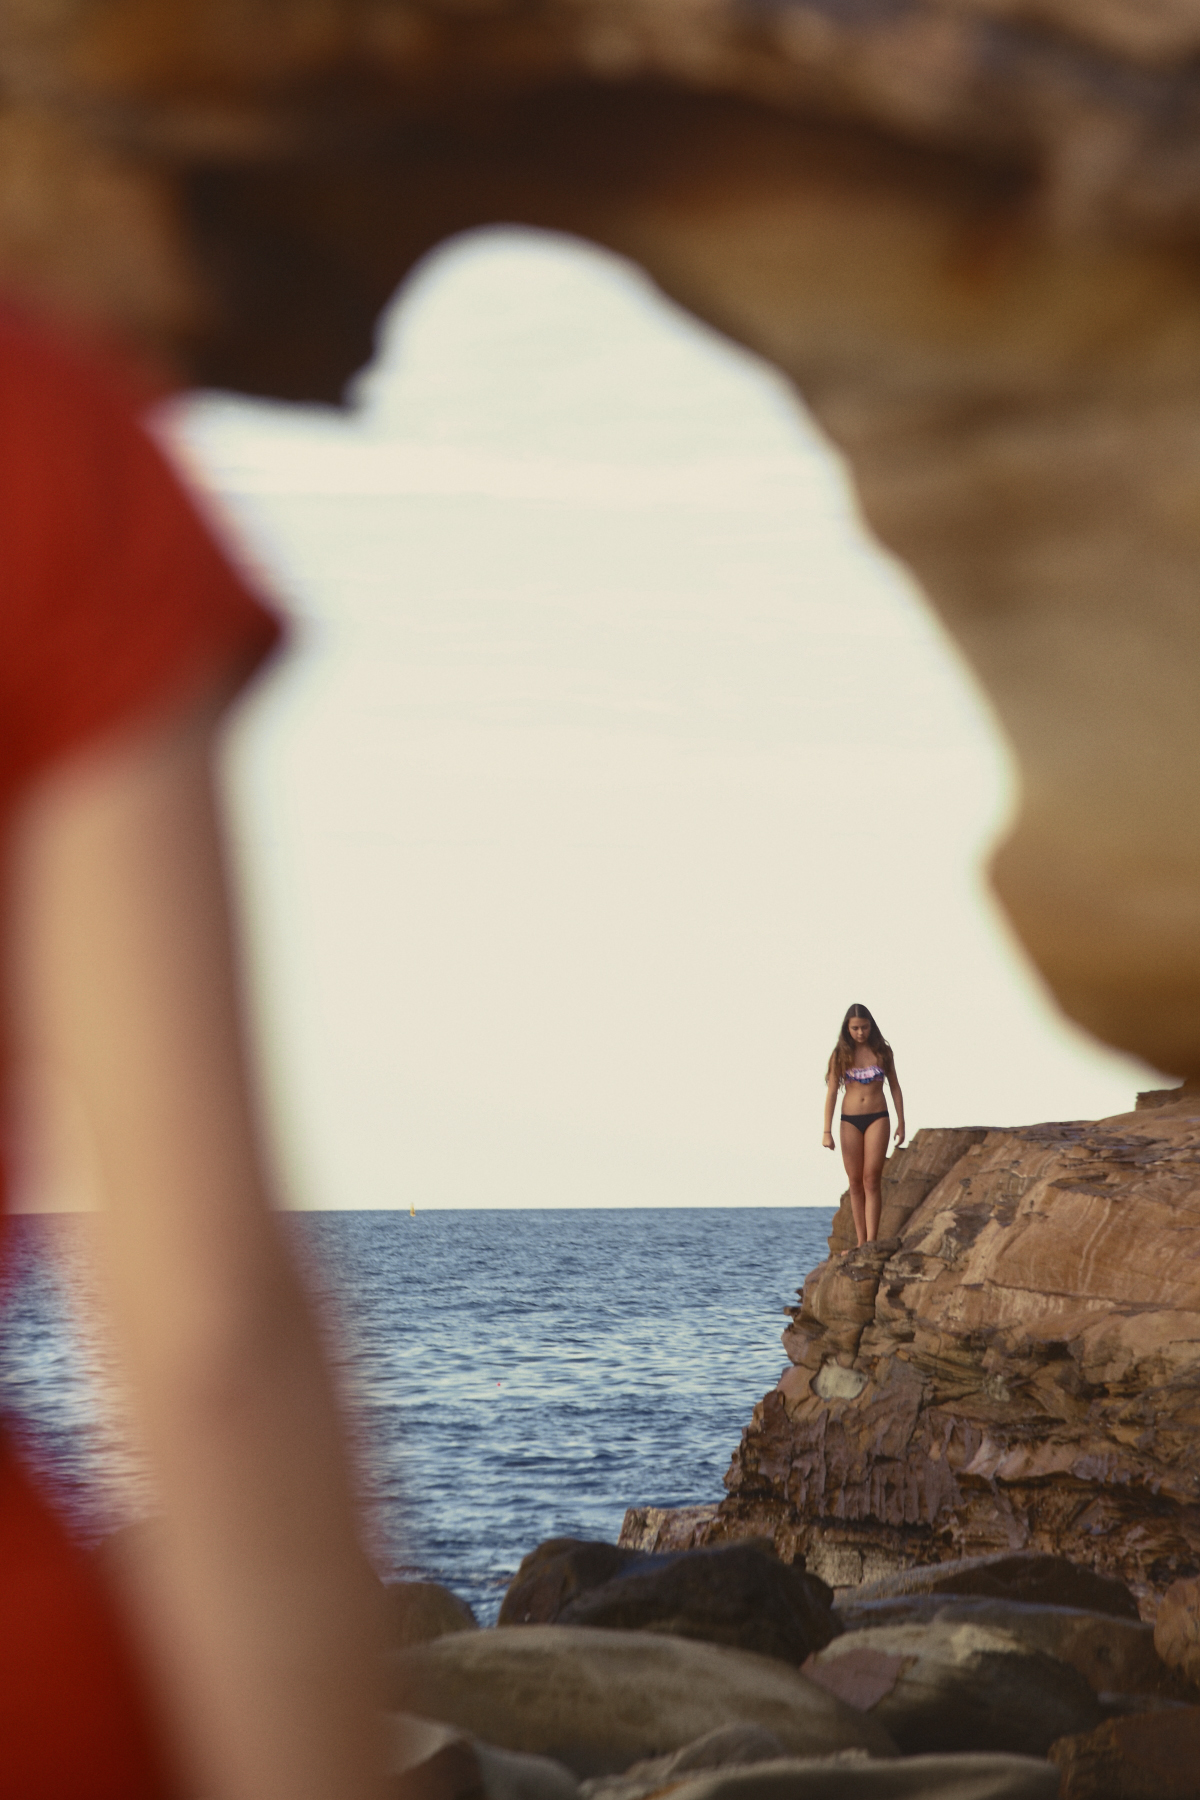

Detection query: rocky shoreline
(385, 1539), (1200, 1799)
(384, 1094), (1200, 1799)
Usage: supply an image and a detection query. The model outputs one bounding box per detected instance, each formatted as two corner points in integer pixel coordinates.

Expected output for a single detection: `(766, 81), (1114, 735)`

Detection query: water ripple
(1, 1207), (833, 1621)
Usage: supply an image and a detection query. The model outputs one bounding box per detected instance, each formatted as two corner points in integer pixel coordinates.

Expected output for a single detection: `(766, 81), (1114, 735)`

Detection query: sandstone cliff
(670, 1097), (1200, 1616)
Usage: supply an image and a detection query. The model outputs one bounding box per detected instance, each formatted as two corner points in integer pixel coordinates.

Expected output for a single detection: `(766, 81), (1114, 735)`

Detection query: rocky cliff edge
(627, 1096), (1200, 1617)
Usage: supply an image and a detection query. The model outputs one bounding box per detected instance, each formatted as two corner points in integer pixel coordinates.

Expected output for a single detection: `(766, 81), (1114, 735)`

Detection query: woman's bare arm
(6, 700), (386, 1800)
(887, 1060), (906, 1144)
(822, 1067), (838, 1147)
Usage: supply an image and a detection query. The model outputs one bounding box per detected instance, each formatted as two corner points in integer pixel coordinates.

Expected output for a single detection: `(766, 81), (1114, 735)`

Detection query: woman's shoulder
(0, 310), (281, 795)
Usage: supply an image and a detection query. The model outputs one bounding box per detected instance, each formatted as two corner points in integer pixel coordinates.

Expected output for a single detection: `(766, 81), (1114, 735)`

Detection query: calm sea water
(0, 1207), (834, 1621)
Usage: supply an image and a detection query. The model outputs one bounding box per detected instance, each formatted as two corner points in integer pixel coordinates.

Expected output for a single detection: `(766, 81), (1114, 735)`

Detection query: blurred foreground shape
(2, 0), (1197, 1074)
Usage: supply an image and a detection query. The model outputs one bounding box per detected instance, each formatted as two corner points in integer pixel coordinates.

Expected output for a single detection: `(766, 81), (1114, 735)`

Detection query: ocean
(0, 1206), (835, 1622)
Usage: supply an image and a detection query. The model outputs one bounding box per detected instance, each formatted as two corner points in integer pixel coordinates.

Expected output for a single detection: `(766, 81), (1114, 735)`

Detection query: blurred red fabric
(0, 1447), (179, 1799)
(0, 309), (282, 1799)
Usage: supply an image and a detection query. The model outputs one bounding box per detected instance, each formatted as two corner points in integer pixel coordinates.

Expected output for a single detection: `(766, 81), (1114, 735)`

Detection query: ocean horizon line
(13, 1200), (839, 1216)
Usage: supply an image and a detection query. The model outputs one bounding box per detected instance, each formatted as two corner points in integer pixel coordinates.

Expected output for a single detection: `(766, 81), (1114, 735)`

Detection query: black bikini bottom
(843, 1110), (889, 1136)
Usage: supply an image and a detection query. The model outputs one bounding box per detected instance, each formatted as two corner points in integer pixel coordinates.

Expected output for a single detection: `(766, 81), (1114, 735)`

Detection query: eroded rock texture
(703, 1098), (1200, 1615)
(2, 3), (1200, 1075)
(1049, 1708), (1200, 1800)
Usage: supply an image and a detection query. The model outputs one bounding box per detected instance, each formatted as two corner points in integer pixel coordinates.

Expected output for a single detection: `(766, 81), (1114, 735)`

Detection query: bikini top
(846, 1063), (886, 1084)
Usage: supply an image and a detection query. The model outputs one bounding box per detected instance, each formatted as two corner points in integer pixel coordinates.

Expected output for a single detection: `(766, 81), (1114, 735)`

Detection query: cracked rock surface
(697, 1096), (1200, 1615)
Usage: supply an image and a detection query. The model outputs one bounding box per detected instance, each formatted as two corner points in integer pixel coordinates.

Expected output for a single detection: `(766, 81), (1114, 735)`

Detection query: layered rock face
(700, 1098), (1200, 1615)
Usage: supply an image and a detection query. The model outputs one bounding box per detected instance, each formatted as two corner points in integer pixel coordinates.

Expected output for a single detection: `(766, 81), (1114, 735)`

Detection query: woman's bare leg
(861, 1117), (890, 1241)
(839, 1123), (867, 1246)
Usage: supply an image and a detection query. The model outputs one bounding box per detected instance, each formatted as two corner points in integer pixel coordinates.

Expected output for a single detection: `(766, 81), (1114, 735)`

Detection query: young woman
(821, 1004), (905, 1248)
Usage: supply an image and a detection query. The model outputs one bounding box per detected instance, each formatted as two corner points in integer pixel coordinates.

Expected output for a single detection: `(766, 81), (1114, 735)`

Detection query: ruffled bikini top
(846, 1063), (886, 1084)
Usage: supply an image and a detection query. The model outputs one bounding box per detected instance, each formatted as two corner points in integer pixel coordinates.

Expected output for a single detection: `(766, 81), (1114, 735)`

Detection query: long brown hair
(825, 1003), (893, 1088)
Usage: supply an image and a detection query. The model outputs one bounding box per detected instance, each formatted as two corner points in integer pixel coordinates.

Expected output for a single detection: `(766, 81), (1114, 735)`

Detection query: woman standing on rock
(822, 1004), (905, 1247)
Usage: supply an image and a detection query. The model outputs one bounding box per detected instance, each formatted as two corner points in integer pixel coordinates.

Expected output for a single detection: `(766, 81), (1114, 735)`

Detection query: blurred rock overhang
(8, 0), (1200, 1076)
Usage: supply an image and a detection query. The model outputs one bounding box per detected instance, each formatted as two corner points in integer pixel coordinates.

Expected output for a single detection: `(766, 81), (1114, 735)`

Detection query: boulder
(388, 1714), (580, 1800)
(469, 1744), (580, 1800)
(660, 1727), (786, 1773)
(804, 1619), (1101, 1756)
(1049, 1706), (1200, 1799)
(1154, 1576), (1200, 1687)
(515, 1542), (838, 1665)
(389, 1715), (481, 1800)
(386, 1625), (897, 1776)
(849, 1554), (1140, 1620)
(384, 1581), (480, 1648)
(834, 1595), (1170, 1697)
(581, 1724), (788, 1800)
(500, 1542), (641, 1627)
(601, 1757), (1060, 1800)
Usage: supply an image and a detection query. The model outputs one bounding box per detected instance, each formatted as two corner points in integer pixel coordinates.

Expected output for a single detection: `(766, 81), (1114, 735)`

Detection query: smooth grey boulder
(805, 1619), (1101, 1756)
(387, 1624), (897, 1776)
(388, 1713), (580, 1800)
(500, 1540), (837, 1667)
(834, 1595), (1171, 1697)
(629, 1756), (1059, 1800)
(664, 1726), (788, 1771)
(384, 1581), (480, 1648)
(388, 1714), (477, 1800)
(473, 1741), (582, 1800)
(581, 1724), (788, 1800)
(848, 1553), (1139, 1620)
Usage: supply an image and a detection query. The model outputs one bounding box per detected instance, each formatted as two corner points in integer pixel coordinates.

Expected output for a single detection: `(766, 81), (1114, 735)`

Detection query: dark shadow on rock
(500, 1539), (837, 1664)
(851, 1553), (1140, 1620)
(1049, 1705), (1200, 1799)
(499, 1540), (640, 1627)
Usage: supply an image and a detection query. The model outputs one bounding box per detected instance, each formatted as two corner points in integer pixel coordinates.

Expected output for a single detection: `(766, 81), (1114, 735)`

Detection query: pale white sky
(159, 226), (1154, 1210)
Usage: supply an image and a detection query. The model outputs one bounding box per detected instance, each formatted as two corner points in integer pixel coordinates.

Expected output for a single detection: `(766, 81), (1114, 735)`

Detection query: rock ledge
(649, 1105), (1200, 1615)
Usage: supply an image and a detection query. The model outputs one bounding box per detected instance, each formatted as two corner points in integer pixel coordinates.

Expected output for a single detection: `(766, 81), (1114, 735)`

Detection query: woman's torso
(842, 1054), (888, 1114)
